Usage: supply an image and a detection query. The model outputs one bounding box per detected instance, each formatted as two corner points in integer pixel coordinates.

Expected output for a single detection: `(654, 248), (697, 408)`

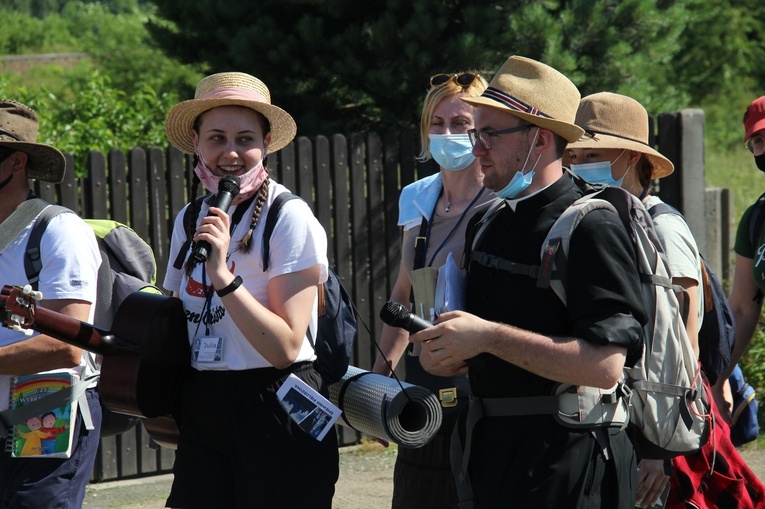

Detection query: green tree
(147, 0), (698, 134)
(0, 1), (201, 168)
(0, 71), (177, 172)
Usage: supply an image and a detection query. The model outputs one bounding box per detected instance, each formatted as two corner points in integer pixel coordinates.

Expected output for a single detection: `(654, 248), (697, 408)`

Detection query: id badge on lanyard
(193, 337), (224, 362)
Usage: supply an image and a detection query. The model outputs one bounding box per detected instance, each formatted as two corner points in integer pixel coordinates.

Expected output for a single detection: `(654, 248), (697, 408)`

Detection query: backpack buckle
(440, 388), (458, 408)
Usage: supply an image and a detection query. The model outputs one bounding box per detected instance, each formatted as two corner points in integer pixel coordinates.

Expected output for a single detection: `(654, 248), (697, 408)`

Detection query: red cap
(743, 96), (765, 142)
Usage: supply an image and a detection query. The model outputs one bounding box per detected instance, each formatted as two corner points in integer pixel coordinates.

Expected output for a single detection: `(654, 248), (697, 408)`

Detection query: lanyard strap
(423, 187), (485, 268)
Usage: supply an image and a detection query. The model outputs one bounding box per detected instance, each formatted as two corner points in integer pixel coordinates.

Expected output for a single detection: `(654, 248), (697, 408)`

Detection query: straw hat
(0, 100), (65, 183)
(743, 96), (765, 143)
(462, 56), (584, 143)
(165, 72), (297, 155)
(565, 92), (674, 179)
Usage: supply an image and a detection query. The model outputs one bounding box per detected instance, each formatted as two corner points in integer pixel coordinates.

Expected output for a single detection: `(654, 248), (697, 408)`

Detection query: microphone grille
(379, 301), (409, 327)
(218, 175), (241, 194)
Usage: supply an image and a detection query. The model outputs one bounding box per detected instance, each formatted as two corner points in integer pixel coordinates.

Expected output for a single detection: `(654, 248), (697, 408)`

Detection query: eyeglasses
(468, 125), (533, 150)
(747, 134), (765, 156)
(429, 72), (479, 89)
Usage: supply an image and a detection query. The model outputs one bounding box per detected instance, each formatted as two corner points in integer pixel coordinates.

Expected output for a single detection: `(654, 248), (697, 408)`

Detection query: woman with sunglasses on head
(372, 71), (493, 509)
(566, 92), (765, 509)
(162, 72), (337, 508)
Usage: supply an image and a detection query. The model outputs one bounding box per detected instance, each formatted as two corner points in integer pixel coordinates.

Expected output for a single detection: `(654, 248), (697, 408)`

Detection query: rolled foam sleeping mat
(327, 365), (443, 448)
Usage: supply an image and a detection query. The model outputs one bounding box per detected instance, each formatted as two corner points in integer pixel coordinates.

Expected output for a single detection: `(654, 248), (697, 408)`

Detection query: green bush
(0, 71), (179, 174)
(740, 326), (765, 427)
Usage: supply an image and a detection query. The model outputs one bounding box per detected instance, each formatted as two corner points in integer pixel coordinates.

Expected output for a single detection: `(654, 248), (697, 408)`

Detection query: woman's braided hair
(183, 107), (272, 276)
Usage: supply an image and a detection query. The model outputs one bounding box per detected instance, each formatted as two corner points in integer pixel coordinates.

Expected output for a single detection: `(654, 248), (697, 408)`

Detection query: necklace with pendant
(444, 201), (452, 213)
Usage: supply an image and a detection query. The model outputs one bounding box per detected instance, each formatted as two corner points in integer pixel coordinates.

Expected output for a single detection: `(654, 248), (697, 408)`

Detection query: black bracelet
(217, 275), (243, 297)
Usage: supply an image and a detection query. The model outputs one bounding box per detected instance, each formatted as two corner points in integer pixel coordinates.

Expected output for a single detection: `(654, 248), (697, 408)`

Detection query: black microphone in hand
(379, 301), (433, 334)
(193, 175), (241, 263)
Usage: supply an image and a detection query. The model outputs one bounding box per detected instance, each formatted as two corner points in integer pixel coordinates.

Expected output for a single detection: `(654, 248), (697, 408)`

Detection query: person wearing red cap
(712, 96), (765, 422)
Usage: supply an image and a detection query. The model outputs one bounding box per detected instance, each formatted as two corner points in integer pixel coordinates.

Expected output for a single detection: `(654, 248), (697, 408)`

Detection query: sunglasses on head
(429, 72), (479, 89)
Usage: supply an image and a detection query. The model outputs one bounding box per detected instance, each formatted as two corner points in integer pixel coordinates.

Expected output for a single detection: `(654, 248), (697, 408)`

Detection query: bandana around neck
(194, 154), (267, 203)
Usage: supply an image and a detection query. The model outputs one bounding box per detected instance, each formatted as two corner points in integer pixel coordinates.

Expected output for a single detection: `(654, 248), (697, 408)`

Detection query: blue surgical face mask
(570, 161), (618, 186)
(429, 133), (475, 171)
(570, 150), (628, 187)
(497, 128), (541, 199)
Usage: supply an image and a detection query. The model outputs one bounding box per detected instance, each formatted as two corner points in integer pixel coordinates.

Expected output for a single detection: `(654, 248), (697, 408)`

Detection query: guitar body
(0, 286), (188, 449)
(142, 416), (181, 450)
(99, 292), (190, 419)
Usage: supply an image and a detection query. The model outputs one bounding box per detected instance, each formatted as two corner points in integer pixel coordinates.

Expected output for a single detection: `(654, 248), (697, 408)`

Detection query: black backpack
(647, 202), (735, 386)
(175, 192), (356, 385)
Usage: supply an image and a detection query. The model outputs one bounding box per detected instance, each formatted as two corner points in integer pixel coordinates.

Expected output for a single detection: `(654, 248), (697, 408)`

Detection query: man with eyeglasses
(410, 56), (647, 508)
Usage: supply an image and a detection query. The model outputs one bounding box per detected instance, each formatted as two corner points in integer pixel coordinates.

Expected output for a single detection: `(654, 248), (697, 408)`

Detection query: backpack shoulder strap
(647, 202), (681, 220)
(262, 192), (302, 271)
(172, 195), (207, 271)
(538, 194), (618, 304)
(0, 198), (49, 255)
(24, 204), (74, 291)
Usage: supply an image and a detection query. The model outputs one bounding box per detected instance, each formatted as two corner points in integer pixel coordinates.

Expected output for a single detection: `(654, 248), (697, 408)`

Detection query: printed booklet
(9, 372), (78, 458)
(276, 374), (341, 441)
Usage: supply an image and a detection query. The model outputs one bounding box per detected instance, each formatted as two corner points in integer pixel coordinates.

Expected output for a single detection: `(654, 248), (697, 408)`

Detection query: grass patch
(705, 144), (763, 223)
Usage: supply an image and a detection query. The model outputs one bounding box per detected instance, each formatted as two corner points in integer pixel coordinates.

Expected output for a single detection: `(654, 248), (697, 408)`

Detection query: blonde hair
(417, 73), (488, 161)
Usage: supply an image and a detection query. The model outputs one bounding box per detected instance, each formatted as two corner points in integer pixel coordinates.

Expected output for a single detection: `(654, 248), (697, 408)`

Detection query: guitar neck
(1, 287), (136, 356)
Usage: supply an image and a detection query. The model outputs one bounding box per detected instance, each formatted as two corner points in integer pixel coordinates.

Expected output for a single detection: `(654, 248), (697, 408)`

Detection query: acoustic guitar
(0, 285), (189, 448)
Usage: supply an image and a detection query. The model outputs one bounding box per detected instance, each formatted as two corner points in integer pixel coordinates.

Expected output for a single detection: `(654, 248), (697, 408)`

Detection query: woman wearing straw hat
(163, 72), (337, 508)
(372, 71), (493, 509)
(565, 92), (765, 509)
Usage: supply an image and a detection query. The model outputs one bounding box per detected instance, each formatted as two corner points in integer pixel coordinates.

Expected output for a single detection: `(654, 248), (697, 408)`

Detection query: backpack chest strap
(470, 250), (561, 289)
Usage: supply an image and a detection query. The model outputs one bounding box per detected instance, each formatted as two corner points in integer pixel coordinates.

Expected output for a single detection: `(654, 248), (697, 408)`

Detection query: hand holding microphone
(380, 301), (470, 376)
(379, 301), (433, 333)
(193, 175), (241, 263)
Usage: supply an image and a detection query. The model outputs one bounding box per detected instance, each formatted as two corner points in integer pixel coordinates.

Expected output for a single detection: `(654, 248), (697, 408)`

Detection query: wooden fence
(29, 111), (730, 482)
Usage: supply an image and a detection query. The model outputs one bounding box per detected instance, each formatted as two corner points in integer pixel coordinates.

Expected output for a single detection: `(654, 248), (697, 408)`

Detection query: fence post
(658, 109), (708, 255)
(705, 188), (724, 277)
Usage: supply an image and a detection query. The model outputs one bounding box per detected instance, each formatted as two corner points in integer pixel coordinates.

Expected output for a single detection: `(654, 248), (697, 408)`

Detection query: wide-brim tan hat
(462, 56), (585, 143)
(165, 72), (297, 155)
(565, 92), (674, 179)
(0, 100), (65, 183)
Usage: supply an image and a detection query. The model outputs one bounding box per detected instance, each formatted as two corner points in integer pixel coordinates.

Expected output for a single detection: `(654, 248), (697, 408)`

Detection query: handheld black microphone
(379, 301), (433, 334)
(193, 175), (241, 263)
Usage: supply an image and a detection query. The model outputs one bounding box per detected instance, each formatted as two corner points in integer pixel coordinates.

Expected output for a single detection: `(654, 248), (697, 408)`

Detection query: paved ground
(84, 441), (765, 508)
(83, 441), (396, 509)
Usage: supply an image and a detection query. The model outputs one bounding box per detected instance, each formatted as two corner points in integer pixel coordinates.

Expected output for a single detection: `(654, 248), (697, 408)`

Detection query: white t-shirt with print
(164, 180), (329, 371)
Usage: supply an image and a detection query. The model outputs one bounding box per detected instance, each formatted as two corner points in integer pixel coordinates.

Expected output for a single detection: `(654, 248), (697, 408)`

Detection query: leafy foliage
(0, 1), (201, 171)
(145, 0), (765, 150)
(0, 71), (177, 172)
(740, 325), (765, 427)
(146, 0), (700, 135)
